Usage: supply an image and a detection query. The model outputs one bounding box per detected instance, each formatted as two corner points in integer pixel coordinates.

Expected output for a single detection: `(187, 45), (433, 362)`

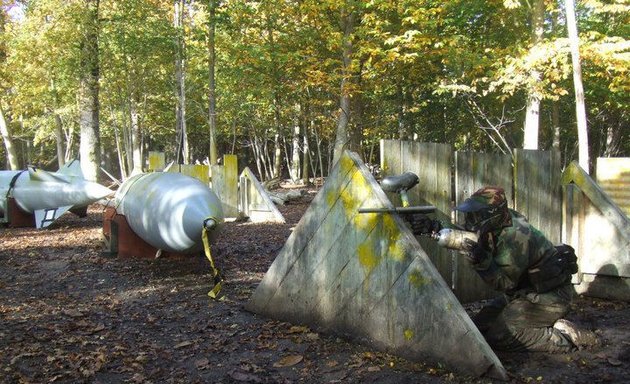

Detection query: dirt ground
(1, 187), (628, 384)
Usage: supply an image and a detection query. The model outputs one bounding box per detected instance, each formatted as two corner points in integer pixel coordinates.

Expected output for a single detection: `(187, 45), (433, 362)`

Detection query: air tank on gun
(432, 228), (479, 252)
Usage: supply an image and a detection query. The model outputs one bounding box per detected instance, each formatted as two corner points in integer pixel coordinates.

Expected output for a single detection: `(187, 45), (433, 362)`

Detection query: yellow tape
(202, 220), (223, 299)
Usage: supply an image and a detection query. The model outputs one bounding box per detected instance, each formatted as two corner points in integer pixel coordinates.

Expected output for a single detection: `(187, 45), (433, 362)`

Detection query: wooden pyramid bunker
(246, 151), (507, 379)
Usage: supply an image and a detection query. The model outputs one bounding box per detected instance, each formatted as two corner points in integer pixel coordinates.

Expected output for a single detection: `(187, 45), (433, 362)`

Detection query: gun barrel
(358, 205), (436, 214)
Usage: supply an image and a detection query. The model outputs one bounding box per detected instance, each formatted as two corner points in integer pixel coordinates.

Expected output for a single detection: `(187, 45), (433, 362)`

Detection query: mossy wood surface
(247, 151), (507, 379)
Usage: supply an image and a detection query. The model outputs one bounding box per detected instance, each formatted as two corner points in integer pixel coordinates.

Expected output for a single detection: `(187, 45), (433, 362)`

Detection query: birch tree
(0, 105), (20, 170)
(174, 0), (188, 164)
(0, 6), (19, 170)
(565, 0), (589, 172)
(523, 0), (545, 149)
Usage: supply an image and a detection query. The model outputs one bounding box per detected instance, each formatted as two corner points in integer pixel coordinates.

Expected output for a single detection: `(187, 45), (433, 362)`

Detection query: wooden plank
(210, 164), (225, 210)
(148, 151), (166, 172)
(380, 139), (403, 177)
(247, 154), (361, 311)
(222, 154), (239, 218)
(514, 149), (562, 244)
(453, 151), (511, 303)
(179, 164), (210, 184)
(596, 157), (630, 216)
(275, 170), (385, 324)
(401, 142), (454, 288)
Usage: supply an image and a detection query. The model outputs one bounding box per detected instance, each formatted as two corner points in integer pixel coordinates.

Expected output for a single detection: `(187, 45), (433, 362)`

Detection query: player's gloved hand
(403, 214), (442, 235)
(464, 229), (494, 264)
(463, 238), (484, 264)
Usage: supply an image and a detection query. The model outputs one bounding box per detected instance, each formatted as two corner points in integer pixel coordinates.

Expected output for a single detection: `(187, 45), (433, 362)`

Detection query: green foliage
(1, 0), (628, 173)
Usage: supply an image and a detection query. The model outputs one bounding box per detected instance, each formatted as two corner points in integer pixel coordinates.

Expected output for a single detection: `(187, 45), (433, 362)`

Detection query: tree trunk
(552, 103), (560, 150)
(291, 114), (301, 183)
(313, 120), (324, 181)
(175, 0), (188, 164)
(302, 128), (310, 186)
(0, 104), (20, 170)
(397, 82), (408, 141)
(54, 113), (65, 169)
(523, 0), (544, 149)
(50, 79), (66, 168)
(130, 97), (142, 174)
(78, 0), (101, 182)
(332, 6), (356, 167)
(565, 0), (589, 173)
(111, 107), (127, 180)
(250, 133), (263, 180)
(208, 0), (218, 165)
(273, 132), (282, 179)
(122, 104), (133, 176)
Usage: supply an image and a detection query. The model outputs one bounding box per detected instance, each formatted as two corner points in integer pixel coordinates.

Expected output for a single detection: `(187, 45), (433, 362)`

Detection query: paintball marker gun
(358, 172), (437, 214)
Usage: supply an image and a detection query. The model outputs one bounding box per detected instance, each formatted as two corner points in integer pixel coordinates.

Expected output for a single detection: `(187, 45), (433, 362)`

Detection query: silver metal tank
(114, 172), (224, 253)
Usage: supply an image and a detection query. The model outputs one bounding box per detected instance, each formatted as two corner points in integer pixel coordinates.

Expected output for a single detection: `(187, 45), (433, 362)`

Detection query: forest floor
(1, 184), (629, 384)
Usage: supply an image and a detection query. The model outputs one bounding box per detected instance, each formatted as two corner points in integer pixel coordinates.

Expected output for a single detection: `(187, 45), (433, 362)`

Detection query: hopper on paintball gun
(358, 172), (436, 214)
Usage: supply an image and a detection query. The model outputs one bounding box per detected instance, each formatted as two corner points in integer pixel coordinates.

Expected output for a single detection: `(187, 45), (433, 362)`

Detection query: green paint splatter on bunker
(408, 269), (430, 288)
(404, 329), (414, 341)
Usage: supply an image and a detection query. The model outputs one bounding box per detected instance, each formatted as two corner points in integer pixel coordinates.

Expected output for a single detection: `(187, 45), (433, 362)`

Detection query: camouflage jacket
(471, 210), (557, 293)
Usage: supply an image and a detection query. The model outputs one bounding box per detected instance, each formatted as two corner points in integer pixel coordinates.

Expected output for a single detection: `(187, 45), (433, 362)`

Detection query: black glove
(463, 230), (494, 264)
(403, 213), (442, 235)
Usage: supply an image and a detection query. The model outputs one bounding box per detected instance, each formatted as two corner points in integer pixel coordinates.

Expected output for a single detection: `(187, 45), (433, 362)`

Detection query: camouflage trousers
(473, 283), (576, 353)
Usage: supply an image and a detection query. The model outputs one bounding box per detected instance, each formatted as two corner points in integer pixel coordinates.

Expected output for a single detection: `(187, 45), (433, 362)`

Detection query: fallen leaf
(607, 358), (622, 366)
(288, 325), (309, 334)
(273, 354), (303, 368)
(229, 370), (262, 382)
(195, 358), (210, 369)
(174, 341), (193, 349)
(90, 323), (106, 334)
(63, 309), (84, 318)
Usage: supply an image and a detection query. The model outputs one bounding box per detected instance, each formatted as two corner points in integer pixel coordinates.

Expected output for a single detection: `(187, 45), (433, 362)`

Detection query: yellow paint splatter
(350, 170), (370, 201)
(340, 153), (355, 174)
(326, 189), (336, 207)
(408, 269), (430, 289)
(404, 329), (414, 341)
(382, 215), (405, 261)
(358, 242), (380, 271)
(353, 212), (377, 232)
(339, 189), (355, 214)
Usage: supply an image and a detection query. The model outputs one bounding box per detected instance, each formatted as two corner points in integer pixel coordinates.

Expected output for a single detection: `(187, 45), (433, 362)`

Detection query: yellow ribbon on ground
(202, 220), (223, 299)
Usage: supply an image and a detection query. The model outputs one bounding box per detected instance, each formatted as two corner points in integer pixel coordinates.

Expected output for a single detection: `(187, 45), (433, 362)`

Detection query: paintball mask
(456, 186), (511, 232)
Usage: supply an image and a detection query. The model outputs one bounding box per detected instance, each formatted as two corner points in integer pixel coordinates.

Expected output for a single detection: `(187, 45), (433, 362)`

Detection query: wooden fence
(380, 140), (562, 303)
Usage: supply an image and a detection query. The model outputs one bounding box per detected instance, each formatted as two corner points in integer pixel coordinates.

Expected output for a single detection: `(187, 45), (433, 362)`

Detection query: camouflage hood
(456, 186), (512, 231)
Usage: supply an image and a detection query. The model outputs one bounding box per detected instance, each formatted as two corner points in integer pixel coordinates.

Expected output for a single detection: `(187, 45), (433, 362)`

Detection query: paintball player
(406, 186), (597, 353)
